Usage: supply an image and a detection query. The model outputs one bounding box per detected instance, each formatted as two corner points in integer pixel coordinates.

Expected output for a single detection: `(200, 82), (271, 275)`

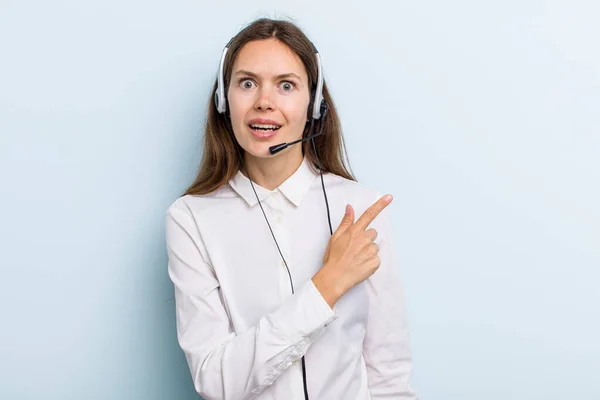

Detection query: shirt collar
(228, 157), (319, 207)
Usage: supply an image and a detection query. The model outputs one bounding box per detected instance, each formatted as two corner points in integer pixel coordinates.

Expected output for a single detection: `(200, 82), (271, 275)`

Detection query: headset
(215, 35), (334, 400)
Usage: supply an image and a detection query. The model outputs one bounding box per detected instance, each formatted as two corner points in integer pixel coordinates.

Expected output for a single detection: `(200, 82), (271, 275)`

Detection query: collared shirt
(165, 157), (418, 400)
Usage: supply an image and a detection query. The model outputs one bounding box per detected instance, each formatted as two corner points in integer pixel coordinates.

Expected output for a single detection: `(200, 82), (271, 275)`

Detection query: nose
(254, 88), (275, 111)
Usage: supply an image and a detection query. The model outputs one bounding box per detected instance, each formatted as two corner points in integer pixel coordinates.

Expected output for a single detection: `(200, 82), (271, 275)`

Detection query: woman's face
(227, 38), (311, 159)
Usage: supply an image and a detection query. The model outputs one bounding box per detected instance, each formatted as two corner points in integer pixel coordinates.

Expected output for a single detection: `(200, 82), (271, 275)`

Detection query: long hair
(184, 18), (356, 196)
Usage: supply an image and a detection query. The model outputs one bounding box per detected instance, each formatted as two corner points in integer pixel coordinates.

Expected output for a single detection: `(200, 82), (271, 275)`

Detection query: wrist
(312, 265), (345, 308)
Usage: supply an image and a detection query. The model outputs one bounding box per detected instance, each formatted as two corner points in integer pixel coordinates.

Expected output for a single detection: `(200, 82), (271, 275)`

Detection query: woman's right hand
(312, 194), (394, 308)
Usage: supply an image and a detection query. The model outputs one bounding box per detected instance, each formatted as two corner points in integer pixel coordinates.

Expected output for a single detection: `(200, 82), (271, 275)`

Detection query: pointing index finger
(354, 194), (393, 231)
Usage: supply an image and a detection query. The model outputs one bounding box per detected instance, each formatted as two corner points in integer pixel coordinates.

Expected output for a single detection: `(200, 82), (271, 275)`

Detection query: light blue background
(1, 1), (598, 399)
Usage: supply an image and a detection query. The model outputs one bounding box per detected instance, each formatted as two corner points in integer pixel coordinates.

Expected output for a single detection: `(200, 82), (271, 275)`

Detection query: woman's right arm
(165, 204), (337, 400)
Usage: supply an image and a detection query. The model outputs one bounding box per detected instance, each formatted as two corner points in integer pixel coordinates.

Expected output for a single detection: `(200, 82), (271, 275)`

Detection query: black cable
(310, 133), (333, 236)
(239, 156), (311, 400)
(237, 119), (332, 400)
(239, 157), (296, 295)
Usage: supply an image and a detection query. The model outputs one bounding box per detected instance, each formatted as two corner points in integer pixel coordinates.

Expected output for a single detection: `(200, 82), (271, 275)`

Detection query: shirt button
(292, 360), (299, 366)
(275, 216), (283, 223)
(280, 261), (286, 268)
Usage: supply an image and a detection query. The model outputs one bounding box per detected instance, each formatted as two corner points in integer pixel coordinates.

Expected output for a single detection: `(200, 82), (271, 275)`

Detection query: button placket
(267, 190), (293, 299)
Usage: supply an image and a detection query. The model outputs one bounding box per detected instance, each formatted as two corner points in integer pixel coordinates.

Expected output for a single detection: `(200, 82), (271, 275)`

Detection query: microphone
(269, 131), (323, 155)
(269, 102), (328, 155)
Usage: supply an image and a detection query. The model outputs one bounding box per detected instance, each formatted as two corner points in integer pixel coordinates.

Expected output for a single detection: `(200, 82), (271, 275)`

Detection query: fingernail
(345, 204), (350, 214)
(384, 194), (393, 202)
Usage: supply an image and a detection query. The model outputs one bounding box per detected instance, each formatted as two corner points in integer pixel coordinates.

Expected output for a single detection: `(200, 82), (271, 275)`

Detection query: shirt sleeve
(363, 194), (419, 399)
(165, 203), (338, 400)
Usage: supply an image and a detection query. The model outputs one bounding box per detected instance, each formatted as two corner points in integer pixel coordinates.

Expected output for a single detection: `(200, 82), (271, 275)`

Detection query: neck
(242, 148), (304, 191)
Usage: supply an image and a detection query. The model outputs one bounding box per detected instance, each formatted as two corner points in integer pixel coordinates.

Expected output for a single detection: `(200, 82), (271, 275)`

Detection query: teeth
(250, 124), (280, 130)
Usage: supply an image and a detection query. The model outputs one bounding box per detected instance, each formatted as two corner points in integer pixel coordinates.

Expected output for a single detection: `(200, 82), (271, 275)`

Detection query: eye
(279, 81), (295, 91)
(240, 79), (255, 89)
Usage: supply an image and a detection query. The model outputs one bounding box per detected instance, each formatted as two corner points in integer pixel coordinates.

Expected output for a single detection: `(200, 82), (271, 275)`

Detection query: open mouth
(248, 123), (282, 138)
(249, 123), (281, 132)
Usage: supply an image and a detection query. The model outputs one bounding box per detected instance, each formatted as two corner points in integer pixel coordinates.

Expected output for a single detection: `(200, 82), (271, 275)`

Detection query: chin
(236, 130), (302, 159)
(240, 140), (277, 159)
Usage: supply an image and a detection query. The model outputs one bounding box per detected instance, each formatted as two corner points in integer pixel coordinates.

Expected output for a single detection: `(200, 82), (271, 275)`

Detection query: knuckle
(365, 209), (376, 219)
(368, 257), (380, 273)
(369, 243), (379, 255)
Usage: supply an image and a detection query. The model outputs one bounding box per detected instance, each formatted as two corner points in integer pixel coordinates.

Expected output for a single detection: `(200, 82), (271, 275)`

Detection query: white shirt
(165, 156), (418, 400)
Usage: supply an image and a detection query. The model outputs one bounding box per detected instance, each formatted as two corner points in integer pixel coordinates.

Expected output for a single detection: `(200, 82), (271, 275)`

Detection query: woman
(166, 18), (418, 400)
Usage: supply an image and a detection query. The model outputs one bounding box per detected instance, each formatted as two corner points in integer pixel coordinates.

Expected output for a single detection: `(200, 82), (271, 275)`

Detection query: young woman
(166, 18), (418, 400)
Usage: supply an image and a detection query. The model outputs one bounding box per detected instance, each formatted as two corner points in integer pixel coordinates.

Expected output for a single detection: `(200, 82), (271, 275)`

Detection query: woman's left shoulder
(323, 173), (386, 207)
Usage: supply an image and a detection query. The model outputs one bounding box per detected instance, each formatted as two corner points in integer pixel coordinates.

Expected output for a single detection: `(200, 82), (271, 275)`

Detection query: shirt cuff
(269, 279), (339, 345)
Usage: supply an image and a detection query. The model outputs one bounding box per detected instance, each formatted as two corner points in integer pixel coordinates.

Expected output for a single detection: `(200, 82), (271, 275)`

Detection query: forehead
(232, 38), (308, 81)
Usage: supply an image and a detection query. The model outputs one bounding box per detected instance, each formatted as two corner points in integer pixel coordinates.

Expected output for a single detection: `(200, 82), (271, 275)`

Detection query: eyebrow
(233, 70), (303, 82)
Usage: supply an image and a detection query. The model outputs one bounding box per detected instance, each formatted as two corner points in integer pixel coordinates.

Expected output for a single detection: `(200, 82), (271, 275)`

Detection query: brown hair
(183, 18), (356, 196)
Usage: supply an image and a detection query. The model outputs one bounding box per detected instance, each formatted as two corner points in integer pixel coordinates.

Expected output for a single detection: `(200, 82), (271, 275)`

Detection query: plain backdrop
(1, 1), (598, 399)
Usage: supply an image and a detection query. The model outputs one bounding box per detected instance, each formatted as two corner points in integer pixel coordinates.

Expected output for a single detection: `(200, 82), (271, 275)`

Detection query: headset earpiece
(214, 91), (223, 113)
(215, 44), (230, 114)
(319, 101), (328, 120)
